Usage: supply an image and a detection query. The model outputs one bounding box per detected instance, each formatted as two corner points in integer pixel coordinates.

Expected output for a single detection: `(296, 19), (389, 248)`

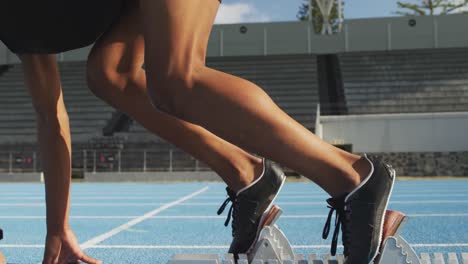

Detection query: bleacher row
(1, 49), (468, 171)
(0, 62), (114, 142)
(340, 48), (468, 114)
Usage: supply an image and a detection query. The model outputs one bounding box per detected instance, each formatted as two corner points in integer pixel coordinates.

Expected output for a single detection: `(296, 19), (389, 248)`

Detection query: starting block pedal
(377, 212), (420, 264)
(167, 209), (467, 264)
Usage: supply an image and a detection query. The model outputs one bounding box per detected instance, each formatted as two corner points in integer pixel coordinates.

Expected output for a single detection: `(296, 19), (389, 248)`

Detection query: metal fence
(0, 151), (38, 173)
(0, 149), (210, 174)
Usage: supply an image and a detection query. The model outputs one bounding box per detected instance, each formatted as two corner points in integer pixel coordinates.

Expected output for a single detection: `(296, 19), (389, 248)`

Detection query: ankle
(334, 155), (372, 196)
(343, 156), (372, 192)
(227, 157), (263, 192)
(353, 155), (372, 182)
(252, 157), (264, 181)
(239, 157), (264, 188)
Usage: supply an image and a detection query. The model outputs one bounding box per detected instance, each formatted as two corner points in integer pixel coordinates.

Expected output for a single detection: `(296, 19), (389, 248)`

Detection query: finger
(58, 249), (72, 264)
(78, 253), (102, 264)
(43, 243), (61, 264)
(65, 257), (80, 264)
(42, 255), (59, 264)
(58, 247), (78, 264)
(43, 254), (59, 264)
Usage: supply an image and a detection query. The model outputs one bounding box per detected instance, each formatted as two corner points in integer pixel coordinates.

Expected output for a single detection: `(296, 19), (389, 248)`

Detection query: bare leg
(19, 54), (99, 264)
(139, 0), (370, 197)
(86, 0), (262, 192)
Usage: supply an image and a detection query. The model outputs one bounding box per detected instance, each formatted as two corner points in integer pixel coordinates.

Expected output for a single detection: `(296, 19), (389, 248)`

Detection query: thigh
(89, 0), (144, 73)
(139, 0), (220, 75)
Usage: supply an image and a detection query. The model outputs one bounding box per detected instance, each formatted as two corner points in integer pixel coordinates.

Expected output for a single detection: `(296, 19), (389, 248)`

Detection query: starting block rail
(167, 209), (467, 264)
(167, 252), (468, 264)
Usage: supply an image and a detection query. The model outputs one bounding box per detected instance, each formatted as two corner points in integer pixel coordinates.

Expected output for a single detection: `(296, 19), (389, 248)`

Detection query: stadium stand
(2, 48), (468, 173)
(339, 48), (468, 114)
(0, 62), (115, 143)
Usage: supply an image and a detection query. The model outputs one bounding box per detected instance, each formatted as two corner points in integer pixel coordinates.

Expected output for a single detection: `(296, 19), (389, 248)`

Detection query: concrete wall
(84, 171), (221, 182)
(319, 112), (468, 153)
(376, 152), (468, 176)
(2, 14), (468, 65)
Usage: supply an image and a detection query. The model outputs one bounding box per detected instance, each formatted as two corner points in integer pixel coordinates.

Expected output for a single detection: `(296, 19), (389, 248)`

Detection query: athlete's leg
(19, 54), (99, 264)
(139, 0), (369, 198)
(139, 2), (396, 261)
(86, 0), (261, 191)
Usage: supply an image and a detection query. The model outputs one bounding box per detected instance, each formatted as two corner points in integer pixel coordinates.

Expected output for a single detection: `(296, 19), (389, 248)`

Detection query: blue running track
(1, 180), (468, 263)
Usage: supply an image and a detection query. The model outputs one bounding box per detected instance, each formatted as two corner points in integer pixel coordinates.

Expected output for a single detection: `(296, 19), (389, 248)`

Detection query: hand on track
(43, 228), (101, 264)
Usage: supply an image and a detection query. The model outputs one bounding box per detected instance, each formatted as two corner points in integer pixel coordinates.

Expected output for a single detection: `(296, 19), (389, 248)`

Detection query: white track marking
(92, 245), (229, 249)
(0, 203), (44, 206)
(412, 243), (468, 247)
(391, 200), (468, 204)
(0, 244), (44, 248)
(2, 243), (468, 249)
(408, 213), (468, 217)
(2, 190), (468, 196)
(178, 200), (468, 206)
(5, 193), (468, 200)
(0, 203), (170, 207)
(79, 186), (209, 250)
(2, 213), (468, 219)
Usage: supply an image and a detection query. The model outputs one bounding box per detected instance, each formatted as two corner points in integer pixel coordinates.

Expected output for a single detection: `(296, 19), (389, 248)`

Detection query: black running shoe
(217, 159), (286, 255)
(322, 154), (395, 264)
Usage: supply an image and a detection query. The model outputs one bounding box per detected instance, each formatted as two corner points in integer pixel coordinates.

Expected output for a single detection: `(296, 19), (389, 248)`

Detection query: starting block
(168, 210), (467, 264)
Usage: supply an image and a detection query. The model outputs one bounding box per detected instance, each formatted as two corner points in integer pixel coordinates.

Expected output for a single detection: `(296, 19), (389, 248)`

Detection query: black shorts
(0, 0), (124, 54)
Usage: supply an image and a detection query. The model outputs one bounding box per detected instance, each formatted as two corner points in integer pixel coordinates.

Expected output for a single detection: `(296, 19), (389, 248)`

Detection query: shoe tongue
(327, 193), (348, 208)
(226, 187), (237, 198)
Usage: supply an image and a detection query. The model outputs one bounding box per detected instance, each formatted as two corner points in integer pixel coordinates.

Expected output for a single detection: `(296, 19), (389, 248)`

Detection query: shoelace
(217, 187), (239, 236)
(322, 194), (351, 256)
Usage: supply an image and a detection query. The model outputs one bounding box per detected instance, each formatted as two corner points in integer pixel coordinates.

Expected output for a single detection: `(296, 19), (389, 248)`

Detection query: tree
(297, 0), (343, 34)
(395, 0), (468, 16)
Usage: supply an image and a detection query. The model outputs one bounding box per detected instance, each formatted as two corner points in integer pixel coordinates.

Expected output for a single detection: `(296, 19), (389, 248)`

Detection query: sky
(214, 0), (422, 24)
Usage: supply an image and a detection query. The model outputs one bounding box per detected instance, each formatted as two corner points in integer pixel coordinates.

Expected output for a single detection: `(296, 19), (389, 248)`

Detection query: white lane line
(180, 200), (468, 205)
(0, 203), (167, 207)
(412, 243), (468, 247)
(293, 243), (468, 248)
(180, 202), (324, 206)
(7, 193), (468, 200)
(92, 245), (229, 249)
(0, 197), (178, 200)
(3, 200), (468, 207)
(391, 200), (468, 204)
(409, 213), (468, 217)
(2, 213), (468, 220)
(0, 203), (45, 207)
(3, 191), (468, 198)
(2, 243), (468, 249)
(79, 186), (209, 250)
(0, 244), (44, 248)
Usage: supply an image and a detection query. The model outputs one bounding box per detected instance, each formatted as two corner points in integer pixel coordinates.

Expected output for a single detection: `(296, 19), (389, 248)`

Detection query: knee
(86, 54), (116, 100)
(147, 64), (203, 118)
(86, 50), (141, 103)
